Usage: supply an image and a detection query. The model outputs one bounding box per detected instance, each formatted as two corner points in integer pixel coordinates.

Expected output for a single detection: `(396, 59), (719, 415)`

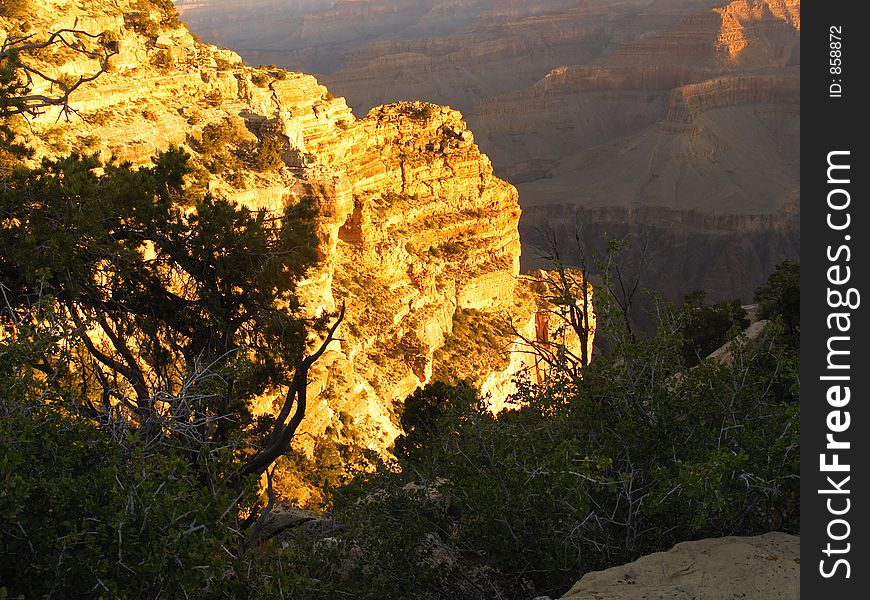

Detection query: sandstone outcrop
(3, 1), (593, 460)
(559, 532), (799, 600)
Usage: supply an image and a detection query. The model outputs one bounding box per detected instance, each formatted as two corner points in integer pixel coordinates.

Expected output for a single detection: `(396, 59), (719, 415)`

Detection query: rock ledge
(560, 532), (799, 600)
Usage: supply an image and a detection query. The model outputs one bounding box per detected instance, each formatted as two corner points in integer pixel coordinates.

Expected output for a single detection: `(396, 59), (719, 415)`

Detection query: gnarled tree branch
(238, 301), (345, 480)
(1, 28), (118, 120)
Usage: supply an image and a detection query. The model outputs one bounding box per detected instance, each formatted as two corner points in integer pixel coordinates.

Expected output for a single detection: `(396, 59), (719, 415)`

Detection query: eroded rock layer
(3, 0), (592, 456)
(469, 1), (800, 301)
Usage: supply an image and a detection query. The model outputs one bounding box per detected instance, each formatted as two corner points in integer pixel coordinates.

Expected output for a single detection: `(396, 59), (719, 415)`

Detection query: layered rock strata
(3, 0), (593, 455)
(178, 0), (801, 302)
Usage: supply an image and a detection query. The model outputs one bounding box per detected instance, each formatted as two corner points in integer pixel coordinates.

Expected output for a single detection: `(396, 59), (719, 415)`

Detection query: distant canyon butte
(176, 0), (800, 303)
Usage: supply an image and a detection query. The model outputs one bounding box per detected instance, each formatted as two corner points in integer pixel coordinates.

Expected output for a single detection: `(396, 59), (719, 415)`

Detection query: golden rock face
(6, 0), (593, 456)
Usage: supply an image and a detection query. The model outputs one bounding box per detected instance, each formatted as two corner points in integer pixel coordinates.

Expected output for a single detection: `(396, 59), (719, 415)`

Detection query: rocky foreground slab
(559, 532), (799, 600)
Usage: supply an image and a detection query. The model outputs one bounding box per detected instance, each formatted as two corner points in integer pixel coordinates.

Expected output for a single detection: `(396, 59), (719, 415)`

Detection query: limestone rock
(706, 303), (770, 364)
(560, 532), (800, 600)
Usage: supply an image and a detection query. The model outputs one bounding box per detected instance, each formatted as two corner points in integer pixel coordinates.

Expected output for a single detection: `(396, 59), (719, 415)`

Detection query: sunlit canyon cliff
(6, 0), (595, 460)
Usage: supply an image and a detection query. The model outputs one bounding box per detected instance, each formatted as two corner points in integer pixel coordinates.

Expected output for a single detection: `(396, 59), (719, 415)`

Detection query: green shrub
(755, 261), (800, 337)
(680, 290), (748, 366)
(197, 118), (235, 154)
(0, 93), (326, 598)
(397, 102), (436, 121)
(72, 134), (100, 153)
(123, 0), (181, 36)
(251, 72), (270, 88)
(150, 0), (182, 28)
(0, 402), (335, 599)
(99, 30), (121, 53)
(84, 108), (113, 125)
(124, 9), (160, 39)
(201, 149), (246, 186)
(0, 407), (240, 598)
(251, 136), (284, 172)
(394, 381), (480, 463)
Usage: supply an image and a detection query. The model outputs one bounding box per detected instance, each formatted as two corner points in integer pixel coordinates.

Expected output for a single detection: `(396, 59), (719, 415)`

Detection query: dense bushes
(1, 408), (235, 597)
(396, 102), (436, 121)
(0, 236), (799, 599)
(0, 136), (326, 596)
(251, 72), (270, 88)
(288, 274), (800, 599)
(0, 37), (327, 598)
(193, 117), (285, 183)
(125, 0), (182, 38)
(251, 136), (285, 172)
(0, 323), (302, 598)
(0, 402), (338, 599)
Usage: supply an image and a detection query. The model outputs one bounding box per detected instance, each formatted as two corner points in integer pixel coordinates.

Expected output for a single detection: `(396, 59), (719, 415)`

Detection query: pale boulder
(560, 533), (799, 600)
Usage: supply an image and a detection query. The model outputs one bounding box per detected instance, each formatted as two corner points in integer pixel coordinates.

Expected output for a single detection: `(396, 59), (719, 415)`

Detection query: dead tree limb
(1, 28), (118, 120)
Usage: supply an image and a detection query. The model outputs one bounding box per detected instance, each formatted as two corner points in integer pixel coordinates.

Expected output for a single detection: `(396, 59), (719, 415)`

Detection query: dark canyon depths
(176, 0), (800, 303)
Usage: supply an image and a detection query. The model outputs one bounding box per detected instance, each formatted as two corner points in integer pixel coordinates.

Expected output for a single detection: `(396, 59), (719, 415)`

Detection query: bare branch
(238, 301), (346, 480)
(1, 28), (118, 121)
